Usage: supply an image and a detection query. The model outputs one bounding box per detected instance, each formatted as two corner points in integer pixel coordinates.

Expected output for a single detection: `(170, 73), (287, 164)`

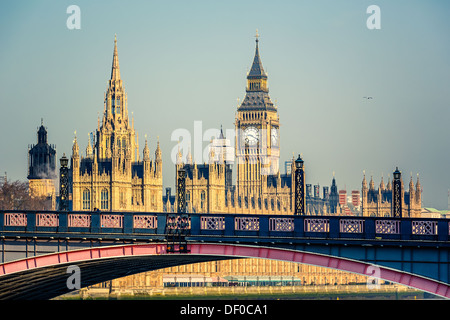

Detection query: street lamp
(177, 167), (186, 214)
(59, 153), (69, 211)
(294, 154), (305, 215)
(392, 167), (402, 218)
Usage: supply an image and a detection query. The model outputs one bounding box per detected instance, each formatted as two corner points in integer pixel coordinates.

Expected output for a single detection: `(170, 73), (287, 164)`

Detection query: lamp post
(294, 154), (305, 215)
(166, 166), (189, 253)
(59, 153), (69, 211)
(177, 167), (186, 214)
(392, 167), (402, 218)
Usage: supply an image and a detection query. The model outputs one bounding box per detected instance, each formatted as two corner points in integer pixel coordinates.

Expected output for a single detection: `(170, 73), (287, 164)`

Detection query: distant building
(352, 190), (360, 208)
(361, 172), (421, 217)
(339, 190), (347, 206)
(27, 120), (57, 210)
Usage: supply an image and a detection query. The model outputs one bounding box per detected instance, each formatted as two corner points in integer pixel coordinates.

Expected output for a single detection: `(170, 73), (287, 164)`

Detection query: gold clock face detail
(244, 126), (259, 145)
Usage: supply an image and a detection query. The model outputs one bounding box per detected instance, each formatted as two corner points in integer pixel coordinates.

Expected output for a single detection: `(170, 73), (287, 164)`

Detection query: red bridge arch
(0, 243), (449, 299)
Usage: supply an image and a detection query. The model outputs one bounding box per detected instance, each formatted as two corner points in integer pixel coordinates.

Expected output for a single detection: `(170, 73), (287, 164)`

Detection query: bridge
(0, 210), (450, 299)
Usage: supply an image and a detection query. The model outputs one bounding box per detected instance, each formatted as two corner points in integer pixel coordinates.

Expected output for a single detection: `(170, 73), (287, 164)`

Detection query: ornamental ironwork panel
(375, 220), (400, 234)
(304, 218), (329, 232)
(101, 214), (123, 228)
(269, 218), (294, 232)
(4, 213), (27, 226)
(133, 215), (157, 229)
(36, 213), (59, 227)
(166, 214), (191, 230)
(235, 217), (259, 231)
(412, 221), (437, 235)
(200, 216), (225, 230)
(340, 219), (364, 233)
(68, 214), (91, 228)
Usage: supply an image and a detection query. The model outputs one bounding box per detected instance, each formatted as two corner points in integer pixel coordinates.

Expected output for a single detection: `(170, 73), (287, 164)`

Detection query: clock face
(271, 127), (278, 146)
(244, 126), (259, 145)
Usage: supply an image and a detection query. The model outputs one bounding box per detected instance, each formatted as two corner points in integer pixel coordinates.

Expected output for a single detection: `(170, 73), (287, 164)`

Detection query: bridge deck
(1, 210), (450, 300)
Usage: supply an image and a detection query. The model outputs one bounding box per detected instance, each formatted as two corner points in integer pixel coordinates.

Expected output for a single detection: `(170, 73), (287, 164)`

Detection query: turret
(143, 137), (150, 161)
(155, 137), (162, 177)
(416, 174), (421, 205)
(409, 174), (415, 202)
(71, 133), (80, 182)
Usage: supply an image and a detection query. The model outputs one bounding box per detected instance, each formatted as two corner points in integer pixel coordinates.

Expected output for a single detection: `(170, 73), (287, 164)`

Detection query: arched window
(82, 189), (91, 210)
(186, 191), (191, 212)
(101, 188), (109, 210)
(200, 191), (206, 210)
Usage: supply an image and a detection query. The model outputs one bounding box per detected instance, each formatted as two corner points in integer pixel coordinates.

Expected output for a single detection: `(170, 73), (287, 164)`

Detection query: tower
(27, 119), (57, 210)
(235, 31), (280, 199)
(329, 175), (339, 214)
(70, 36), (163, 212)
(96, 35), (138, 163)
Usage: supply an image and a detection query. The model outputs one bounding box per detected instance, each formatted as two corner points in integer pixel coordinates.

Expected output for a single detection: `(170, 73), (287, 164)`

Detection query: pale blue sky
(1, 1), (449, 208)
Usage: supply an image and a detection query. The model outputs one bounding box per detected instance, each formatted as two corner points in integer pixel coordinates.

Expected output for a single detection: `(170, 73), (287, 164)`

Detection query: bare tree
(0, 180), (50, 210)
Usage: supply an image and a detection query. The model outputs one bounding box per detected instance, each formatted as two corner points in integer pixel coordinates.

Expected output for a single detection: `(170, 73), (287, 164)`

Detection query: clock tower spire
(235, 31), (280, 199)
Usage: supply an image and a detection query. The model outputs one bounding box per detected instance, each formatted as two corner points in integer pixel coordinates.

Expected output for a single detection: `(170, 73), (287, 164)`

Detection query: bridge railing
(0, 210), (449, 242)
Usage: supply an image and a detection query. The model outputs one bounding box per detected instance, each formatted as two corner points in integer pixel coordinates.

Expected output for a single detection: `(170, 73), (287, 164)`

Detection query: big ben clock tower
(235, 31), (280, 200)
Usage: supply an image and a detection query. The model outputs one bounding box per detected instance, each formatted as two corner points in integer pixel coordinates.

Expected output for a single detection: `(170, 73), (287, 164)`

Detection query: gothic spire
(239, 30), (274, 111)
(111, 34), (121, 81)
(362, 171), (367, 189)
(155, 136), (162, 162)
(143, 135), (150, 161)
(72, 131), (79, 157)
(248, 29), (267, 80)
(369, 176), (375, 190)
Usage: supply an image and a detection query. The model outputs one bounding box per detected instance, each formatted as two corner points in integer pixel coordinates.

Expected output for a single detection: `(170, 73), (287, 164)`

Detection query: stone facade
(70, 36), (163, 212)
(172, 34), (338, 215)
(361, 173), (421, 217)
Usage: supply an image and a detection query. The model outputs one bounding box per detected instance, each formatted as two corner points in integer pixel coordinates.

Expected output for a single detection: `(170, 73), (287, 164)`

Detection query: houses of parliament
(27, 34), (422, 292)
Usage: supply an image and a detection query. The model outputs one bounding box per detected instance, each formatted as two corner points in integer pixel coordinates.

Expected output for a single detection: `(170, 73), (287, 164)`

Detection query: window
(200, 191), (206, 210)
(101, 188), (109, 210)
(120, 188), (126, 208)
(82, 189), (91, 210)
(186, 191), (190, 211)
